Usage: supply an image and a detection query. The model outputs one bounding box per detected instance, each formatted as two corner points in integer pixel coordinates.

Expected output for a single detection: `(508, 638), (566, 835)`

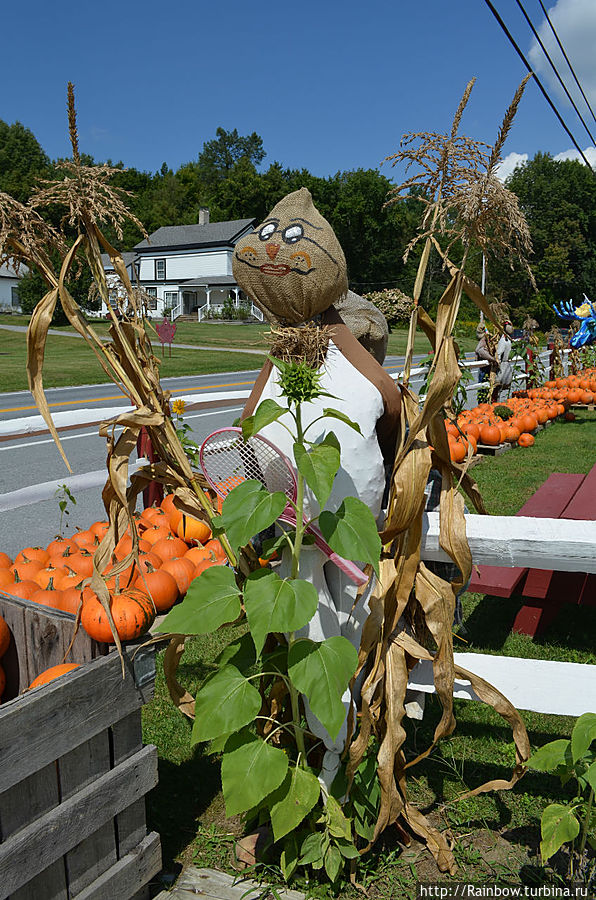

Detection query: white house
(0, 262), (28, 311)
(98, 209), (257, 321)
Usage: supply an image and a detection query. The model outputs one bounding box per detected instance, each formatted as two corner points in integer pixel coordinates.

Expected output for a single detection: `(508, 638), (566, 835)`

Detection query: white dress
(255, 341), (387, 789)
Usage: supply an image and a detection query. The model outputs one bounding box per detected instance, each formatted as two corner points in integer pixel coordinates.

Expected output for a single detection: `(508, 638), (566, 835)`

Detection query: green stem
(286, 402), (308, 766)
(578, 787), (594, 862)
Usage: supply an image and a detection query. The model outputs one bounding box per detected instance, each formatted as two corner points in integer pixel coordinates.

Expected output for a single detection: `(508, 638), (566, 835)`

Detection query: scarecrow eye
(258, 223), (276, 241)
(282, 224), (304, 244)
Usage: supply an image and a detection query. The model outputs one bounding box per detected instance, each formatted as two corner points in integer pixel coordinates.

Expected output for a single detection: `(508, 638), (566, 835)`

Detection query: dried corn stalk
(0, 85), (247, 658)
(349, 77), (534, 873)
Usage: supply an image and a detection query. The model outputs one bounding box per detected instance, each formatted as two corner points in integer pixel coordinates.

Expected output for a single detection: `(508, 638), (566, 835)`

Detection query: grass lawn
(0, 328), (260, 392)
(142, 410), (596, 897)
(0, 313), (476, 363)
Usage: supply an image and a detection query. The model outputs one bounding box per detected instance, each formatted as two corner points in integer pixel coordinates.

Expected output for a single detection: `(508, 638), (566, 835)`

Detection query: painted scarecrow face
(232, 188), (348, 324)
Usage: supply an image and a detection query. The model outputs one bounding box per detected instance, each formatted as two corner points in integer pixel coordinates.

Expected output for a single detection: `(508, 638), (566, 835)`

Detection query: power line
(481, 0), (596, 174)
(537, 0), (596, 130)
(515, 0), (596, 146)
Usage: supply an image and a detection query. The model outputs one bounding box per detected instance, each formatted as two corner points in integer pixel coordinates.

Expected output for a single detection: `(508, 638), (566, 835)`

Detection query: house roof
(181, 275), (239, 287)
(0, 261), (28, 278)
(134, 219), (255, 252)
(100, 252), (138, 271)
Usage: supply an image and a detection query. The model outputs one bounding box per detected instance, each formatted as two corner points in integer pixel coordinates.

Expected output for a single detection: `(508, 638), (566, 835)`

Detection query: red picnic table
(469, 462), (596, 637)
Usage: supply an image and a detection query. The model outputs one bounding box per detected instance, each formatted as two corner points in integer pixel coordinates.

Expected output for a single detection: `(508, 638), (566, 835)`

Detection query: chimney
(198, 207), (210, 225)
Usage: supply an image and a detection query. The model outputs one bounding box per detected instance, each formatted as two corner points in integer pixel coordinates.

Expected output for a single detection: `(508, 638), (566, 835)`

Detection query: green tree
(496, 153), (596, 326)
(198, 127), (265, 185)
(0, 121), (50, 202)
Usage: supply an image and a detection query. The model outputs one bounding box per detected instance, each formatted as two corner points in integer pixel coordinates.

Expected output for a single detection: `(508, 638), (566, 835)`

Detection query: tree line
(1, 120), (595, 327)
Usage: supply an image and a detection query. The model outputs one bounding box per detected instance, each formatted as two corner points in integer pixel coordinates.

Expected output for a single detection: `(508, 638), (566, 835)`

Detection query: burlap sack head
(332, 290), (389, 364)
(232, 188), (348, 324)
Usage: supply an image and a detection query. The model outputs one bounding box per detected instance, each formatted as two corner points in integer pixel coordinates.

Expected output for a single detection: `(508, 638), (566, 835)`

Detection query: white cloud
(528, 0), (596, 128)
(496, 152), (528, 181)
(553, 145), (596, 166)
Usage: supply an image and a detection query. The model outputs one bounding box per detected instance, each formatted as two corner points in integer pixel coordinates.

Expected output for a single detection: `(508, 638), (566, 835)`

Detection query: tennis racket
(199, 427), (368, 586)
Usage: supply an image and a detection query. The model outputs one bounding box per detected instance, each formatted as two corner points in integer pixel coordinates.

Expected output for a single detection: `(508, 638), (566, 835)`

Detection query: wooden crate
(0, 595), (162, 900)
(0, 590), (109, 700)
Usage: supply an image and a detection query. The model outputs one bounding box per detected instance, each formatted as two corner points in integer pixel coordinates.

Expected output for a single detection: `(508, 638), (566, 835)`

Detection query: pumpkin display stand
(0, 591), (162, 900)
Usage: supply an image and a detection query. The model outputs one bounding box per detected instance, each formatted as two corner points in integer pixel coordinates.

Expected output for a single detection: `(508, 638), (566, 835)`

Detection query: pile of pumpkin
(446, 394), (571, 462)
(0, 494), (226, 645)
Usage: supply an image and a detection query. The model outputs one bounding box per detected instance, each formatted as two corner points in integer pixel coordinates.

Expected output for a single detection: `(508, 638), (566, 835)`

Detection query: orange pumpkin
(72, 530), (98, 552)
(89, 520), (109, 541)
(29, 663), (80, 690)
(203, 539), (227, 562)
(67, 551), (94, 579)
(161, 556), (196, 595)
(34, 565), (68, 590)
(185, 545), (216, 566)
(449, 439), (466, 464)
(142, 524), (172, 547)
(519, 414), (538, 433)
(152, 533), (189, 562)
(479, 424), (501, 446)
(15, 547), (50, 566)
(30, 584), (62, 609)
(11, 559), (43, 583)
(177, 514), (212, 545)
(504, 425), (521, 443)
(81, 589), (155, 643)
(518, 433), (535, 447)
(0, 614), (10, 657)
(60, 587), (84, 615)
(46, 537), (76, 558)
(0, 552), (13, 569)
(0, 568), (16, 589)
(7, 579), (39, 601)
(134, 569), (179, 612)
(464, 423), (480, 441)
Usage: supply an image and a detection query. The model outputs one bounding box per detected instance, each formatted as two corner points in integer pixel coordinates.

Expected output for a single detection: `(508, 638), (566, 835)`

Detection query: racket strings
(201, 432), (295, 499)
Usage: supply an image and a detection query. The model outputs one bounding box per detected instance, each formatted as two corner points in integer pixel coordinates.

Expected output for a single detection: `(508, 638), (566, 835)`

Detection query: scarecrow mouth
(259, 263), (292, 276)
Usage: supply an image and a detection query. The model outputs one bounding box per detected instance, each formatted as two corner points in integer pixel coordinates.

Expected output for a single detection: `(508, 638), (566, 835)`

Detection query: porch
(174, 276), (263, 321)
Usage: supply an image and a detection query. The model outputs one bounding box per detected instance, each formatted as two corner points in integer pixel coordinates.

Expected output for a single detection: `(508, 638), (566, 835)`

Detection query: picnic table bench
(469, 462), (596, 637)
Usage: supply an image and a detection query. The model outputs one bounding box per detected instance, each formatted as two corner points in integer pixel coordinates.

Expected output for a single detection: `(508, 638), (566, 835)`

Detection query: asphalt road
(0, 352), (465, 558)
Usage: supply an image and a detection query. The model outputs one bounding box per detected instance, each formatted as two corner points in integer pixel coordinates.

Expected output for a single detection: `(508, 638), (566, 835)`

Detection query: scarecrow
(233, 187), (402, 787)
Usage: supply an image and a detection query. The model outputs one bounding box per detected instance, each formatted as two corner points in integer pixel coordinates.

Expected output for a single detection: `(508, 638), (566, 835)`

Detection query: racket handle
(278, 513), (369, 587)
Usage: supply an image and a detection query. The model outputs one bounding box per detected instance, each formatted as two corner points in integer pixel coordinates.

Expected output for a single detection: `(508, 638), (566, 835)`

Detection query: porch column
(206, 286), (211, 310)
(234, 288), (240, 307)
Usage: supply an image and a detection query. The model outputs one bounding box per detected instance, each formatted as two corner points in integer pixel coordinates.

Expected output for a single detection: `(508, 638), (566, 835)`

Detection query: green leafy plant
(161, 357), (382, 885)
(493, 405), (514, 420)
(527, 713), (596, 887)
(55, 482), (77, 535)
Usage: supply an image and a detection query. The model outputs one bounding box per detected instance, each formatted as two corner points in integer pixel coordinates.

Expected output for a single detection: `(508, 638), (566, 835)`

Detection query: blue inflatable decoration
(553, 295), (596, 348)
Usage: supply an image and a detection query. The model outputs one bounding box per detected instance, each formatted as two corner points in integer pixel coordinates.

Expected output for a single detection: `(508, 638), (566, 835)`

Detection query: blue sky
(3, 0), (595, 181)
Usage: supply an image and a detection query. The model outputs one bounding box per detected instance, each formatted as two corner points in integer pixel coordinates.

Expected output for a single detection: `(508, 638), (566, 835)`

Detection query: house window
(145, 287), (158, 310)
(11, 286), (19, 307)
(155, 259), (166, 280)
(164, 291), (178, 309)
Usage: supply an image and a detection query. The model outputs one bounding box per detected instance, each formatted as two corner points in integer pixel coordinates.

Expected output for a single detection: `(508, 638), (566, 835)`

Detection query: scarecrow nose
(266, 243), (280, 260)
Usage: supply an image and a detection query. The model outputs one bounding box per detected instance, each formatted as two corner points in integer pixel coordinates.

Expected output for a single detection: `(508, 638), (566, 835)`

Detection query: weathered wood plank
(72, 832), (161, 900)
(408, 651), (596, 717)
(0, 745), (158, 899)
(421, 512), (596, 573)
(0, 761), (60, 839)
(0, 651), (147, 793)
(9, 861), (68, 900)
(24, 605), (71, 684)
(0, 593), (28, 699)
(160, 867), (305, 900)
(60, 732), (117, 897)
(112, 712), (148, 858)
